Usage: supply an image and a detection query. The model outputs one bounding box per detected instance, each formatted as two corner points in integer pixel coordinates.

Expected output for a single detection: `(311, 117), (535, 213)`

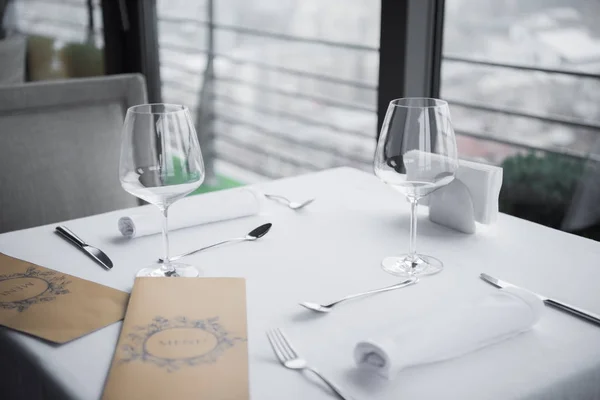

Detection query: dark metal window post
(377, 0), (409, 136)
(101, 0), (162, 103)
(377, 0), (445, 136)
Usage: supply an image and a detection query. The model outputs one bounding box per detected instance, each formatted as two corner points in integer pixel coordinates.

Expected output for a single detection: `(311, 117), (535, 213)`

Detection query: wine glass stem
(160, 207), (174, 274)
(408, 198), (418, 262)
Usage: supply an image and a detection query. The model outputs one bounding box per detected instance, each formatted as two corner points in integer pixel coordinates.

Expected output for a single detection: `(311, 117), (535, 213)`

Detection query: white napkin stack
(354, 286), (544, 379)
(444, 158), (503, 225)
(428, 159), (503, 233)
(118, 188), (260, 239)
(404, 151), (503, 232)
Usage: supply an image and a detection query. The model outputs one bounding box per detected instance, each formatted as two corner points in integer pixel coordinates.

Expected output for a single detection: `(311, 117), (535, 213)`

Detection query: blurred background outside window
(442, 0), (600, 238)
(157, 0), (380, 190)
(6, 0), (104, 81)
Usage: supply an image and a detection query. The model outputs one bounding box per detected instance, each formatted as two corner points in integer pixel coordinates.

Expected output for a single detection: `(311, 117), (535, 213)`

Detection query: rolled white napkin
(354, 286), (544, 379)
(118, 188), (260, 239)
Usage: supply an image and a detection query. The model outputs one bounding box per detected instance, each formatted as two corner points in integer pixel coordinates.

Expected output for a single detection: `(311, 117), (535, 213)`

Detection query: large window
(157, 0), (380, 188)
(441, 0), (600, 238)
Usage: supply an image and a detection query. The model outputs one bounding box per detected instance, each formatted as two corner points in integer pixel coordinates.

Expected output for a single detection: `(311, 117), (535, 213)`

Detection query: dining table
(1, 167), (600, 400)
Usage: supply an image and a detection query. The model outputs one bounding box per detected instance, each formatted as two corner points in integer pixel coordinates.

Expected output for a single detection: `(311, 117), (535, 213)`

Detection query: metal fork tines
(266, 328), (353, 400)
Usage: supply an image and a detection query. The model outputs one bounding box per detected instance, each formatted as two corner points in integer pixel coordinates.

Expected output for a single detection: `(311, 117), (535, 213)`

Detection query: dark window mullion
(101, 0), (162, 103)
(377, 0), (409, 136)
(430, 0), (446, 98)
(377, 0), (445, 136)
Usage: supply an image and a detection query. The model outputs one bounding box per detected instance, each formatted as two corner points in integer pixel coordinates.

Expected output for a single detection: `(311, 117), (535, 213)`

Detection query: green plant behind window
(500, 152), (584, 229)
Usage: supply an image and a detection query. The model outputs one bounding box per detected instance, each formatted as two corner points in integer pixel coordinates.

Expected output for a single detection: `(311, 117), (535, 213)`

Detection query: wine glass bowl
(119, 103), (205, 277)
(374, 98), (458, 276)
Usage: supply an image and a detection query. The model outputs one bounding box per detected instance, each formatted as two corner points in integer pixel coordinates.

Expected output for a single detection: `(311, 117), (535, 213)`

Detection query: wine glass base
(381, 254), (443, 277)
(136, 262), (202, 278)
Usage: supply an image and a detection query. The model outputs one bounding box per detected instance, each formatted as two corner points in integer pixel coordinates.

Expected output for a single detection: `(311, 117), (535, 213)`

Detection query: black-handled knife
(55, 226), (113, 270)
(480, 273), (600, 326)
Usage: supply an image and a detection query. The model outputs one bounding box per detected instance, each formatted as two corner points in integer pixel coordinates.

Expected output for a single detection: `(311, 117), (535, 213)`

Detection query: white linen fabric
(0, 168), (599, 400)
(354, 286), (544, 379)
(117, 188), (260, 238)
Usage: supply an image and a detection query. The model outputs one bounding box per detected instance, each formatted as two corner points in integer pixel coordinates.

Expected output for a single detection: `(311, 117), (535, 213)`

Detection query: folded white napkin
(429, 178), (476, 233)
(404, 151), (503, 225)
(354, 286), (544, 379)
(118, 188), (260, 238)
(448, 159), (503, 225)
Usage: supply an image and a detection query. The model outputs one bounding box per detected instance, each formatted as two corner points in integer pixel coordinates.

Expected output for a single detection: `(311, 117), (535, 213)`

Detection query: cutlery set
(55, 193), (310, 270)
(56, 222), (274, 269)
(55, 192), (600, 399)
(267, 274), (600, 397)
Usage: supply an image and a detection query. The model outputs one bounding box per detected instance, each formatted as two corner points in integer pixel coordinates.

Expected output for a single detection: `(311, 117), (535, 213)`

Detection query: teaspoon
(158, 223), (272, 263)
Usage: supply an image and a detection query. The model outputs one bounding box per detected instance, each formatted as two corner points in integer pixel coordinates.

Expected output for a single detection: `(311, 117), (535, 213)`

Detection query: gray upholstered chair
(0, 74), (147, 233)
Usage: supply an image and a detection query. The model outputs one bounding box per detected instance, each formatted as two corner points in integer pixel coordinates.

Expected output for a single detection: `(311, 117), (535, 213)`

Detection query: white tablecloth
(1, 167), (600, 400)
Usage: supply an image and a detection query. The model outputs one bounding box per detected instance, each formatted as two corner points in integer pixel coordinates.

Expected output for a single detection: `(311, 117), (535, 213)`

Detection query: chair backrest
(0, 74), (147, 233)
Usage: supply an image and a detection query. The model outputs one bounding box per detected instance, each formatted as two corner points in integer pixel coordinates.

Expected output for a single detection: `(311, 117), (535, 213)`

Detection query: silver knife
(55, 226), (113, 270)
(480, 273), (600, 326)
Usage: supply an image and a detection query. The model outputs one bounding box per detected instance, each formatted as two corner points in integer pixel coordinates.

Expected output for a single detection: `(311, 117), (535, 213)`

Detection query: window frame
(101, 0), (162, 103)
(377, 0), (446, 135)
(102, 0), (447, 140)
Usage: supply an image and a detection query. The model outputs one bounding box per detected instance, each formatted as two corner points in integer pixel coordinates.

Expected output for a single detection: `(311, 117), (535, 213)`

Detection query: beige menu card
(0, 252), (129, 343)
(102, 277), (249, 400)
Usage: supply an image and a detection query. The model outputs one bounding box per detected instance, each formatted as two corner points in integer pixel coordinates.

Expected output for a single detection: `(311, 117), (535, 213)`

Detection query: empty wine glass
(119, 104), (205, 277)
(374, 98), (458, 276)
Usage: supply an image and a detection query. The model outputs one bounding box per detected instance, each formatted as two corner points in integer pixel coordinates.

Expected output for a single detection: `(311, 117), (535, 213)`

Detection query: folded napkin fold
(118, 188), (260, 239)
(404, 151), (503, 227)
(439, 158), (503, 225)
(354, 286), (543, 379)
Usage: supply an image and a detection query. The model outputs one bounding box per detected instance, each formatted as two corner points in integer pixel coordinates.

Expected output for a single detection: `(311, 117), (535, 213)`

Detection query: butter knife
(480, 273), (600, 326)
(55, 226), (113, 270)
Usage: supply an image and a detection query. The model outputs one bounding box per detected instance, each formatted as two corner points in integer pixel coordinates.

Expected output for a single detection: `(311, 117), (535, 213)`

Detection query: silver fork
(266, 328), (353, 400)
(264, 194), (315, 210)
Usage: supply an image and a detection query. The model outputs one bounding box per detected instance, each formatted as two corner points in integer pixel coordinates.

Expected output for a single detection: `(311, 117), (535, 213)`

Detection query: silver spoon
(264, 194), (315, 210)
(158, 223), (272, 263)
(299, 277), (419, 313)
